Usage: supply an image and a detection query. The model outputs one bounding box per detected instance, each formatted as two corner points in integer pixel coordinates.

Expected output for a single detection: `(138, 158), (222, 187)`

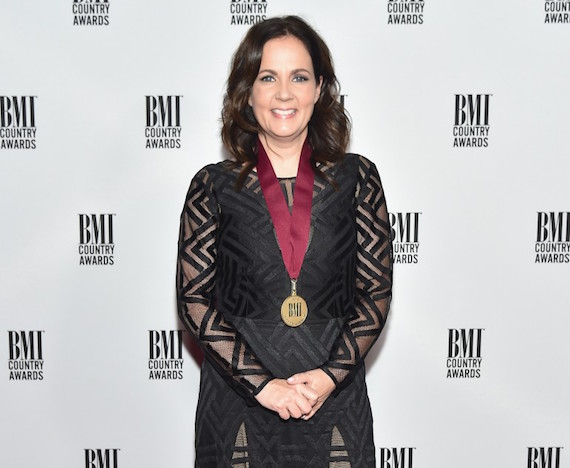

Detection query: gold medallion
(281, 279), (308, 327)
(281, 295), (308, 327)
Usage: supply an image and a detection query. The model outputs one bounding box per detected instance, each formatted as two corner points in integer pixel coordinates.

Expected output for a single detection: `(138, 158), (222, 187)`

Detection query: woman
(177, 15), (392, 467)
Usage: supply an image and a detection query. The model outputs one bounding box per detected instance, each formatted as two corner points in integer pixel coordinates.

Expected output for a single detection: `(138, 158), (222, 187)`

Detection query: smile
(272, 109), (296, 117)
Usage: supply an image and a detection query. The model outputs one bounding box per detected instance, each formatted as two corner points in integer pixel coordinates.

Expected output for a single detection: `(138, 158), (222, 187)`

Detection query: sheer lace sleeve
(321, 157), (393, 387)
(176, 168), (273, 397)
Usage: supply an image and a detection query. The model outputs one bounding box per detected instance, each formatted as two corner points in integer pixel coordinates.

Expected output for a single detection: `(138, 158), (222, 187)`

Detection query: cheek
(304, 92), (318, 109)
(299, 87), (319, 107)
(249, 88), (268, 111)
(313, 90), (320, 104)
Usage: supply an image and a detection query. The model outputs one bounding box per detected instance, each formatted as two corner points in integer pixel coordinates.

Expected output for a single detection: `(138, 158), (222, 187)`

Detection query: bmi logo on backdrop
(7, 331), (44, 381)
(535, 212), (570, 263)
(379, 448), (415, 468)
(447, 328), (484, 378)
(148, 330), (185, 380)
(544, 0), (570, 23)
(453, 94), (491, 148)
(72, 0), (110, 26)
(528, 447), (564, 468)
(377, 447), (565, 467)
(390, 212), (421, 264)
(229, 0), (268, 26)
(0, 96), (36, 150)
(387, 0), (424, 25)
(79, 214), (115, 265)
(145, 96), (182, 149)
(85, 449), (119, 468)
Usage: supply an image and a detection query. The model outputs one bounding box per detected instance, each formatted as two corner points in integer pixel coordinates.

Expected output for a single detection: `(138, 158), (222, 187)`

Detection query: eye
(259, 75), (275, 82)
(292, 75), (309, 82)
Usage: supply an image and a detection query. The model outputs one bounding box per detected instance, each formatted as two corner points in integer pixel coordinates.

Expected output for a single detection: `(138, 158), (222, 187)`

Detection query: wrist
(253, 377), (274, 396)
(318, 366), (338, 389)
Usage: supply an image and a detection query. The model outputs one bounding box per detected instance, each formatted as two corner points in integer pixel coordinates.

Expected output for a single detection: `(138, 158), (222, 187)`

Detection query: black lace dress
(176, 154), (393, 467)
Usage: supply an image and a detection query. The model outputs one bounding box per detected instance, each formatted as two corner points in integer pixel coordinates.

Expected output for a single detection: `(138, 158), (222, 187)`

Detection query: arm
(176, 168), (273, 398)
(320, 156), (393, 388)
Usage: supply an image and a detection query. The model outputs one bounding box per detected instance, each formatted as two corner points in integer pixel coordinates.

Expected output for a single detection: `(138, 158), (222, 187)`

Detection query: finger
(286, 375), (298, 384)
(287, 372), (311, 385)
(299, 391), (318, 408)
(302, 404), (320, 420)
(278, 409), (290, 420)
(296, 396), (313, 415)
(300, 387), (319, 404)
(289, 382), (318, 403)
(303, 399), (326, 420)
(287, 404), (303, 420)
(302, 409), (316, 420)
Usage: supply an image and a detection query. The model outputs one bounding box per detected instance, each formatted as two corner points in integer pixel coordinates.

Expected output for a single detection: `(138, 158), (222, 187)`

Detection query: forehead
(259, 35), (313, 69)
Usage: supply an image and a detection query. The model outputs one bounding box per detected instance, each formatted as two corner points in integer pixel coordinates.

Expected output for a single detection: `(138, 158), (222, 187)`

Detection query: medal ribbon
(256, 138), (314, 281)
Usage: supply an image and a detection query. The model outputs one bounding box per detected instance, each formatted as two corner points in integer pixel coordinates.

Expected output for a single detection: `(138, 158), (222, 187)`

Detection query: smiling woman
(221, 15), (351, 189)
(177, 15), (393, 467)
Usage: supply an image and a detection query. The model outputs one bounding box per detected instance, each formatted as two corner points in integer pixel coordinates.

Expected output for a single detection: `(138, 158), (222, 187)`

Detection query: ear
(248, 93), (253, 107)
(314, 76), (323, 104)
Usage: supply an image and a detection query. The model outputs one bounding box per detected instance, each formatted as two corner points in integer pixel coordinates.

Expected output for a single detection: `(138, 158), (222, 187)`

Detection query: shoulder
(181, 161), (237, 211)
(189, 160), (239, 191)
(192, 160), (235, 182)
(335, 153), (380, 183)
(344, 153), (378, 173)
(336, 154), (386, 203)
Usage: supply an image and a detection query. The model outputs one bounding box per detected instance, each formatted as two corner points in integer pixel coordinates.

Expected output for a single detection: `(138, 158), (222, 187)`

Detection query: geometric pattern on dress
(177, 165), (273, 397)
(329, 425), (351, 467)
(231, 422), (250, 467)
(322, 156), (393, 387)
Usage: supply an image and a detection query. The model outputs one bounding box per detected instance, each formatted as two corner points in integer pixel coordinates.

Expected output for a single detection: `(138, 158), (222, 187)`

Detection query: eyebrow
(258, 68), (313, 75)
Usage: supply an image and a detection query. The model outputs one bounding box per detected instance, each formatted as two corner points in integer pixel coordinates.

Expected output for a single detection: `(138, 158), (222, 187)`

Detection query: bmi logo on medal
(380, 447), (415, 468)
(72, 0), (110, 26)
(453, 94), (491, 148)
(535, 212), (570, 263)
(446, 328), (484, 379)
(145, 96), (182, 149)
(389, 212), (421, 264)
(85, 449), (120, 468)
(7, 331), (44, 381)
(387, 0), (424, 25)
(0, 96), (37, 150)
(528, 447), (563, 468)
(544, 0), (570, 23)
(229, 0), (268, 26)
(78, 214), (115, 266)
(148, 330), (185, 380)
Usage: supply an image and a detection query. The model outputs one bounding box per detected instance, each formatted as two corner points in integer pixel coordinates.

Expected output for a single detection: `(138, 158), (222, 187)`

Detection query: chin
(268, 126), (307, 140)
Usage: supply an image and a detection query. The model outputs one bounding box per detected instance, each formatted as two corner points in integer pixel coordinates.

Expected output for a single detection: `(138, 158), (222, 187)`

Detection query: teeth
(273, 109), (295, 116)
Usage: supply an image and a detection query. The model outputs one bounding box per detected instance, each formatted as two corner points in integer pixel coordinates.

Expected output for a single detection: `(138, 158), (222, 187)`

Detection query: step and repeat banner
(1, 1), (569, 467)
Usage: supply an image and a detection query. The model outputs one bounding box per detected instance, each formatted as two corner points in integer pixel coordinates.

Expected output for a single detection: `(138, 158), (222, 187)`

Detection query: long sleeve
(176, 168), (273, 398)
(321, 157), (393, 387)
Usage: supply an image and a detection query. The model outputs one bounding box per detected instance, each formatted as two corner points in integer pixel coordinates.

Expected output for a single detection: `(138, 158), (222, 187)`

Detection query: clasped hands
(254, 368), (336, 421)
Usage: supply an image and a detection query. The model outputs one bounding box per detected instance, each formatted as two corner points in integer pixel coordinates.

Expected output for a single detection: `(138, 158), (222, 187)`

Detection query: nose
(276, 79), (292, 101)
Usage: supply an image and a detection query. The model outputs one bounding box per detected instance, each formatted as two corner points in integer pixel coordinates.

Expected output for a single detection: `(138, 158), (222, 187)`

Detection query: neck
(259, 134), (306, 178)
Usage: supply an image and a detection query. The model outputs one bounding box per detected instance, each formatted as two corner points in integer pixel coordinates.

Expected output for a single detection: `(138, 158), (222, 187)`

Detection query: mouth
(272, 108), (296, 117)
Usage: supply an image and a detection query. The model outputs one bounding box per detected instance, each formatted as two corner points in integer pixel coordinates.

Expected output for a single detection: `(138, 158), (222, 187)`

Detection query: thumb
(287, 372), (310, 385)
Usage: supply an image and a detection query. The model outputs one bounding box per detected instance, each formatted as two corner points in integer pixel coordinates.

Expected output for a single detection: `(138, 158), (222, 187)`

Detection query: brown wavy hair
(221, 15), (351, 189)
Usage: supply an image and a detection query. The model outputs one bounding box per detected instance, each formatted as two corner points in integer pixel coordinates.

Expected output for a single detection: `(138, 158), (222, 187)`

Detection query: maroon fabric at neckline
(256, 138), (314, 280)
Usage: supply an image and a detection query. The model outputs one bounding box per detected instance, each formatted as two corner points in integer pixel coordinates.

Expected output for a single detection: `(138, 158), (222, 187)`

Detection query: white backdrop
(1, 1), (569, 467)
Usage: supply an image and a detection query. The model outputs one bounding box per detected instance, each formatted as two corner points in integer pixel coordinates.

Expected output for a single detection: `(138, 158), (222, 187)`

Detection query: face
(248, 35), (322, 147)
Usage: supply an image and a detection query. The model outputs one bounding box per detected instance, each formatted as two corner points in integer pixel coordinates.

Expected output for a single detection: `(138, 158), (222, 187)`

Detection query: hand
(286, 369), (336, 420)
(254, 378), (319, 420)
